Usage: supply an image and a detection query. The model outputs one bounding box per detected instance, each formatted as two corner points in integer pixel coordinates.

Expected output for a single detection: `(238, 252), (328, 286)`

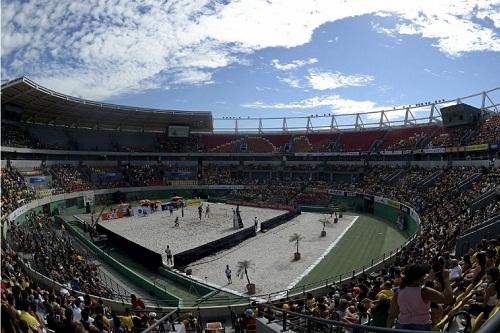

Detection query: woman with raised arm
(387, 263), (453, 331)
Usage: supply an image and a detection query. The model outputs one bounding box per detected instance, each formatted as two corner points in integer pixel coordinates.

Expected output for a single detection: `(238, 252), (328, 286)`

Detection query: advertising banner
(410, 208), (420, 225)
(363, 194), (374, 202)
(400, 204), (410, 214)
(374, 196), (388, 205)
(28, 176), (51, 185)
(380, 150), (403, 155)
(464, 144), (488, 152)
(83, 191), (95, 206)
(422, 147), (446, 154)
(132, 206), (152, 217)
(387, 199), (400, 209)
(101, 211), (125, 221)
(35, 189), (53, 198)
(328, 189), (345, 196)
(161, 202), (176, 211)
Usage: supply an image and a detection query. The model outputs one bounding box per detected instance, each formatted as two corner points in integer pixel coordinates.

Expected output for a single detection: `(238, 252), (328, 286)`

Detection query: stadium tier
(1, 78), (500, 333)
(2, 78), (500, 155)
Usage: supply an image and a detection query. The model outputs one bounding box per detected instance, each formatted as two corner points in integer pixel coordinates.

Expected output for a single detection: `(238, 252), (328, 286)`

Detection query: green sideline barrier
(55, 216), (181, 306)
(301, 196), (418, 238)
(158, 267), (214, 297)
(330, 195), (418, 237)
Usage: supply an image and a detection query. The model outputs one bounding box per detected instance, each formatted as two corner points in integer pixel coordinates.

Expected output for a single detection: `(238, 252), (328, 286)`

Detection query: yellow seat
(471, 312), (484, 333)
(447, 301), (463, 318)
(433, 314), (449, 331)
(485, 306), (499, 323)
(465, 283), (474, 295)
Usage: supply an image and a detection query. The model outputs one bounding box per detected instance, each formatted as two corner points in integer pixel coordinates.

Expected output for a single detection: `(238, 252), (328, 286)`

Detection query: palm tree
(236, 260), (254, 285)
(319, 217), (331, 234)
(289, 233), (304, 254)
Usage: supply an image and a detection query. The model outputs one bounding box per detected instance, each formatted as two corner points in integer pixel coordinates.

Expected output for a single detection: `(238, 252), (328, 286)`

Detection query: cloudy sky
(2, 0), (500, 128)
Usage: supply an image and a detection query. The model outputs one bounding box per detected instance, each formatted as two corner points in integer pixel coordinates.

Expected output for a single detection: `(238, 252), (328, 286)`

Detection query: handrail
(264, 305), (432, 333)
(140, 308), (177, 333)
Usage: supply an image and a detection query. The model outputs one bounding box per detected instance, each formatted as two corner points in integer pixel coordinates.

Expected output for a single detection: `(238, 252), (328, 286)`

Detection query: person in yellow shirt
(19, 301), (40, 327)
(20, 275), (30, 290)
(117, 309), (135, 331)
(376, 281), (394, 300)
(306, 293), (316, 309)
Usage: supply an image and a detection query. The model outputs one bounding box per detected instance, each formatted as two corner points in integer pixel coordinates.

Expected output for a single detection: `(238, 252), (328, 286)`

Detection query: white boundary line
(285, 215), (360, 291)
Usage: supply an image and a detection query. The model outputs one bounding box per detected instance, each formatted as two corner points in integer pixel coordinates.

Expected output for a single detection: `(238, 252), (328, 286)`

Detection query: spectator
(387, 264), (452, 331)
(130, 294), (145, 310)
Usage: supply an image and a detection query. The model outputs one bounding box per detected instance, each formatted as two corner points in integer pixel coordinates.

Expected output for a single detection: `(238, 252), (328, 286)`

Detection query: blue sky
(2, 1), (500, 129)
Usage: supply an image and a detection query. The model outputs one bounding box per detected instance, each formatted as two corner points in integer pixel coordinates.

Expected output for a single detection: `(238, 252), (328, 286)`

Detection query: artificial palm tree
(236, 260), (256, 294)
(289, 233), (304, 260)
(319, 217), (332, 236)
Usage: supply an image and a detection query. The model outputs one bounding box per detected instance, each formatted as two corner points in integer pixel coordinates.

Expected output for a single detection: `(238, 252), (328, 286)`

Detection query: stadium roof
(1, 77), (213, 133)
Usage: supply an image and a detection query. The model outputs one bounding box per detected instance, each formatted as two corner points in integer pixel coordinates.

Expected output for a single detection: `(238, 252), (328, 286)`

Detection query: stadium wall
(95, 224), (163, 270)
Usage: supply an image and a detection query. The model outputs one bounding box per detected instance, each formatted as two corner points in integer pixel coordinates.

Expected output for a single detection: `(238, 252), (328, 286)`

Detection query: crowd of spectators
(51, 165), (92, 194)
(2, 242), (161, 332)
(1, 168), (36, 219)
(1, 125), (37, 148)
(470, 114), (500, 145)
(8, 213), (111, 298)
(2, 117), (499, 155)
(123, 165), (163, 187)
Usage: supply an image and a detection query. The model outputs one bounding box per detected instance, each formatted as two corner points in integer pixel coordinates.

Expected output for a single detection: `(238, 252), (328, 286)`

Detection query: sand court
(188, 213), (358, 296)
(76, 203), (359, 297)
(76, 202), (286, 261)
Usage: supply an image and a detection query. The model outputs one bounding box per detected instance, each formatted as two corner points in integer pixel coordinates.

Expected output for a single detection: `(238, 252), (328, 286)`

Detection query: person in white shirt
(72, 298), (82, 322)
(449, 259), (462, 281)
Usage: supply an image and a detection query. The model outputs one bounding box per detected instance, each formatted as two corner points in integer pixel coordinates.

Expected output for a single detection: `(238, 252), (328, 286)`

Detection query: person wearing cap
(148, 312), (157, 326)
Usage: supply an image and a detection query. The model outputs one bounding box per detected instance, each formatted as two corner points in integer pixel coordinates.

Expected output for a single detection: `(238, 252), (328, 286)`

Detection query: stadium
(2, 76), (499, 332)
(1, 2), (500, 333)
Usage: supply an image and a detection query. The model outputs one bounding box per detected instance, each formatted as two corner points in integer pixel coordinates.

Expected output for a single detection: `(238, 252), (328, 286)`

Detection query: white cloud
(278, 75), (303, 88)
(371, 1), (500, 57)
(423, 68), (441, 77)
(1, 0), (499, 99)
(173, 69), (214, 86)
(242, 95), (434, 122)
(242, 95), (384, 115)
(307, 70), (374, 90)
(271, 58), (318, 71)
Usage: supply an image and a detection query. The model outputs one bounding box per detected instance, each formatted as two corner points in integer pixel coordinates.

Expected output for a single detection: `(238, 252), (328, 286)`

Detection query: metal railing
(262, 305), (432, 333)
(257, 304), (500, 333)
(140, 309), (177, 333)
